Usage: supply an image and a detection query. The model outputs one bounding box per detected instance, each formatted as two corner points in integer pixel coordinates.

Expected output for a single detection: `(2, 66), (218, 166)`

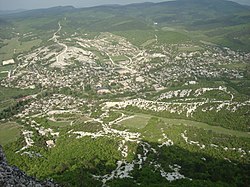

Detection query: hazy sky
(0, 0), (166, 10)
(0, 0), (249, 10)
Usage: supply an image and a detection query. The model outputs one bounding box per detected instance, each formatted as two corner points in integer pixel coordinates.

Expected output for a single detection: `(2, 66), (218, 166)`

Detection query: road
(50, 21), (68, 67)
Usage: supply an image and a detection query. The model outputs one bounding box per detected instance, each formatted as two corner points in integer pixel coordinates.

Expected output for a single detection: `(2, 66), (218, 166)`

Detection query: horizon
(0, 0), (250, 11)
(0, 0), (167, 11)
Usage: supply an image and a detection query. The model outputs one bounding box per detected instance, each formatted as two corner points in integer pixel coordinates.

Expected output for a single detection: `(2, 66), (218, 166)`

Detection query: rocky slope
(0, 145), (58, 187)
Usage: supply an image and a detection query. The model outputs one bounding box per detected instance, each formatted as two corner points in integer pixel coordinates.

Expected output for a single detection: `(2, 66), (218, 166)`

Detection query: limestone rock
(0, 145), (59, 187)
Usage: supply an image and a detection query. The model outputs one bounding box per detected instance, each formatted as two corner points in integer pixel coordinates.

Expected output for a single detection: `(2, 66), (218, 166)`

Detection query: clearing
(0, 122), (22, 145)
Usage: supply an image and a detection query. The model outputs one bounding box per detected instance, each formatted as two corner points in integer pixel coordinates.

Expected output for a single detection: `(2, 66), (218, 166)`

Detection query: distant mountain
(0, 0), (249, 50)
(232, 0), (250, 6)
(0, 9), (26, 15)
(2, 0), (249, 24)
(2, 6), (75, 19)
(118, 0), (250, 26)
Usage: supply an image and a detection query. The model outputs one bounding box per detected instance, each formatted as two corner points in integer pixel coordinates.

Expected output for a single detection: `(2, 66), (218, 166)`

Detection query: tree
(84, 84), (91, 92)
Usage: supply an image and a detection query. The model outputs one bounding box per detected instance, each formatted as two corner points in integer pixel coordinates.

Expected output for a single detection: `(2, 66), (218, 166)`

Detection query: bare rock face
(0, 145), (59, 187)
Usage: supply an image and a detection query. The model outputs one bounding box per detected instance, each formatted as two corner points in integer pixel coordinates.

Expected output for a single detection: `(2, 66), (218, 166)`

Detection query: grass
(0, 100), (15, 113)
(35, 115), (91, 129)
(103, 111), (122, 123)
(0, 86), (39, 102)
(156, 30), (191, 44)
(119, 115), (150, 129)
(48, 121), (71, 127)
(114, 29), (191, 46)
(0, 38), (41, 62)
(0, 64), (15, 72)
(113, 30), (155, 46)
(160, 117), (250, 138)
(0, 64), (14, 79)
(120, 113), (249, 138)
(71, 116), (91, 124)
(34, 117), (71, 128)
(0, 122), (21, 145)
(111, 55), (128, 63)
(178, 46), (203, 52)
(141, 39), (156, 47)
(0, 72), (8, 79)
(85, 47), (109, 63)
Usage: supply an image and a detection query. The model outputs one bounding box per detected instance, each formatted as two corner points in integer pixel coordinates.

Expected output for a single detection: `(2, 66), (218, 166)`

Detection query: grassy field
(34, 117), (71, 128)
(0, 72), (8, 79)
(111, 55), (129, 63)
(0, 86), (38, 102)
(156, 30), (191, 44)
(34, 114), (91, 129)
(0, 122), (21, 145)
(0, 64), (14, 79)
(0, 100), (15, 112)
(160, 117), (250, 138)
(48, 121), (71, 127)
(141, 39), (156, 47)
(0, 38), (41, 62)
(119, 115), (150, 129)
(113, 30), (155, 46)
(120, 113), (250, 138)
(0, 64), (15, 72)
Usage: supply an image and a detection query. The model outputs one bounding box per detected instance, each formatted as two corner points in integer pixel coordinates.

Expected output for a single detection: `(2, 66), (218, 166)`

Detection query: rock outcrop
(0, 145), (58, 187)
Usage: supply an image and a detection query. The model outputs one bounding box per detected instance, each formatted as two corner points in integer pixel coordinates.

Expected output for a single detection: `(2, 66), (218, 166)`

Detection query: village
(0, 21), (249, 186)
(1, 21), (249, 95)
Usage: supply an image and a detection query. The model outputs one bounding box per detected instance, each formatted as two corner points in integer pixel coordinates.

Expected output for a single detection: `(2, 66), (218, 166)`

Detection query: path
(49, 21), (68, 67)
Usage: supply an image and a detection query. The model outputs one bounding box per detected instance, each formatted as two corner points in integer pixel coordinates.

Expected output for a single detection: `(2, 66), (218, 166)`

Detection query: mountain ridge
(1, 0), (249, 18)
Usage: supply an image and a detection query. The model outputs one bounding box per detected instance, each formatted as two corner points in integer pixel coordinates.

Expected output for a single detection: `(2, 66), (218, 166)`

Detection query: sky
(0, 0), (166, 10)
(0, 0), (249, 10)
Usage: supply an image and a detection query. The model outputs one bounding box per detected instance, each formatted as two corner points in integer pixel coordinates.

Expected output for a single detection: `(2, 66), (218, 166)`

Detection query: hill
(1, 0), (249, 51)
(0, 0), (249, 186)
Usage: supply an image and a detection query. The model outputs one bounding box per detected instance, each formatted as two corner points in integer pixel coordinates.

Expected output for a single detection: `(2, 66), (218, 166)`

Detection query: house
(3, 59), (15, 66)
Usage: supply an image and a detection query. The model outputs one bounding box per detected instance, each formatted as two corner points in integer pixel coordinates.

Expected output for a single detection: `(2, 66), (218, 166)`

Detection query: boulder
(0, 145), (59, 187)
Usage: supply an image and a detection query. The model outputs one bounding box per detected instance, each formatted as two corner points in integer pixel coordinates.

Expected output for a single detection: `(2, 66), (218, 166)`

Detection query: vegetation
(0, 0), (249, 186)
(0, 122), (21, 145)
(0, 38), (41, 61)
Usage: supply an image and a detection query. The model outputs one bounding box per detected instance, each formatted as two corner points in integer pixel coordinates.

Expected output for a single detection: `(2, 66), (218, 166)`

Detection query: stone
(0, 145), (59, 187)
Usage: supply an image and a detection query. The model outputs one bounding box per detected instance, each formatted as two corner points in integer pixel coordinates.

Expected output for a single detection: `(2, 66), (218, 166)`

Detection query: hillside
(0, 145), (58, 186)
(1, 0), (250, 51)
(0, 0), (249, 186)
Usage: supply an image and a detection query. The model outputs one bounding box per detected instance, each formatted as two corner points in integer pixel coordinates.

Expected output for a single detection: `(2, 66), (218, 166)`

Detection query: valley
(0, 0), (250, 186)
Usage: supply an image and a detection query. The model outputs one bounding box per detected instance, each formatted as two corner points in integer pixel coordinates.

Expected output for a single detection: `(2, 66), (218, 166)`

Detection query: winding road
(50, 22), (68, 67)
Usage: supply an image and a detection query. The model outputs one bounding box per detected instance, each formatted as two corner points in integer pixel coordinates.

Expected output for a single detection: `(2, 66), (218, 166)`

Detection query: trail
(49, 22), (62, 42)
(155, 34), (158, 43)
(49, 21), (68, 67)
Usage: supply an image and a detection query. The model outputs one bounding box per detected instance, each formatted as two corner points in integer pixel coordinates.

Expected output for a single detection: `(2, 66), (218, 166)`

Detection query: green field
(178, 45), (203, 52)
(156, 30), (191, 44)
(0, 38), (41, 62)
(0, 72), (8, 79)
(0, 64), (15, 72)
(0, 122), (21, 145)
(111, 55), (129, 63)
(119, 115), (150, 129)
(34, 117), (71, 128)
(120, 113), (250, 138)
(114, 30), (155, 46)
(0, 86), (38, 102)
